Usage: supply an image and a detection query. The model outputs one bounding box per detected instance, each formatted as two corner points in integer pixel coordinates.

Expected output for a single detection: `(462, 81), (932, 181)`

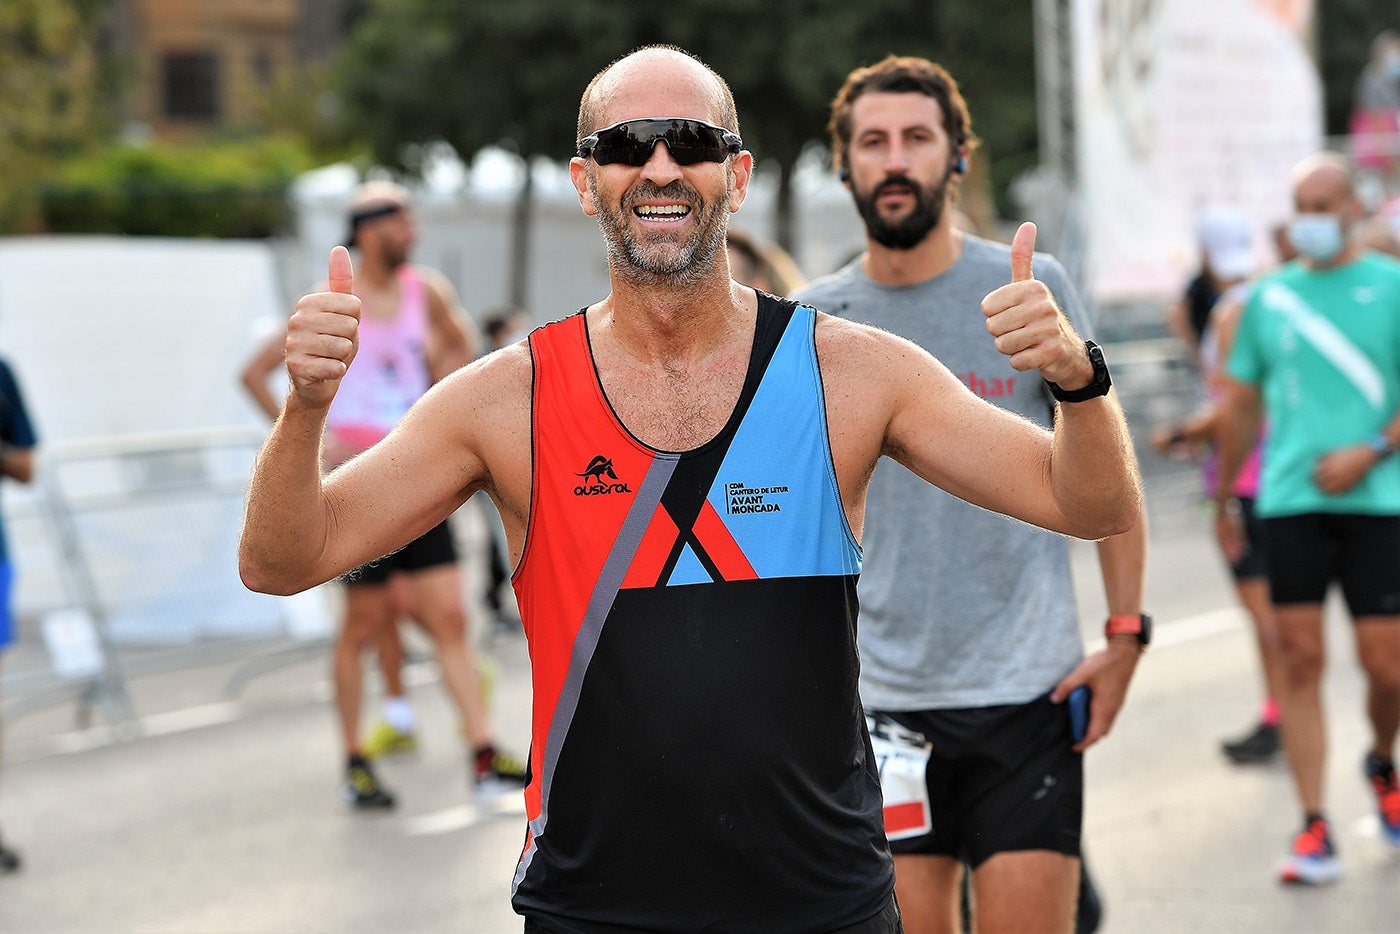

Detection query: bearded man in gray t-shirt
(793, 55), (1148, 934)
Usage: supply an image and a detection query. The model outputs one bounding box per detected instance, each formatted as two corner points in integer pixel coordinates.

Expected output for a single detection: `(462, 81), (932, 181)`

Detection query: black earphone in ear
(838, 167), (850, 182)
(954, 154), (968, 174)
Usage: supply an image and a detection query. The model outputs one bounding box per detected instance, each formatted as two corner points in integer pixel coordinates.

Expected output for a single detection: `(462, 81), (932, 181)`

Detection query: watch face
(1138, 613), (1153, 646)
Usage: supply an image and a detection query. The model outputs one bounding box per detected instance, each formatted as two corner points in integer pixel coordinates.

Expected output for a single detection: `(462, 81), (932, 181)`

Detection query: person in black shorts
(241, 183), (526, 808)
(1216, 153), (1400, 884)
(1156, 261), (1286, 766)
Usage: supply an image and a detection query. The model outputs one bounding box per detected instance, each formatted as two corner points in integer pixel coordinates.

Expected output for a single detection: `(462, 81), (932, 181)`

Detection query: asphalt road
(1, 505), (1398, 932)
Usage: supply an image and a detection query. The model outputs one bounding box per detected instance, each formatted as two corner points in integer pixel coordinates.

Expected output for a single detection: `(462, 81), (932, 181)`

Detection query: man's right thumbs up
(1009, 221), (1036, 283)
(283, 247), (362, 410)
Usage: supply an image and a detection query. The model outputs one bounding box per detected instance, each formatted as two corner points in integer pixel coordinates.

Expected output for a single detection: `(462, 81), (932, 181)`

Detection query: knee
(1360, 655), (1400, 693)
(1279, 643), (1325, 686)
(419, 609), (468, 647)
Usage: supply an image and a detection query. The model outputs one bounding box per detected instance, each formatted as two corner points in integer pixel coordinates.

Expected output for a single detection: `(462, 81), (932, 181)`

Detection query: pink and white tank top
(327, 265), (430, 454)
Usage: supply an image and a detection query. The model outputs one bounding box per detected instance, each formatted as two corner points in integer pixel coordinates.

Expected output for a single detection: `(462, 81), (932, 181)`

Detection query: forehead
(591, 55), (725, 130)
(1294, 165), (1349, 206)
(850, 91), (946, 136)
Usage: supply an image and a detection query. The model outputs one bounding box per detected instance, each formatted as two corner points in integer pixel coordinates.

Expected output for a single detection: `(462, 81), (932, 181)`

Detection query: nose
(883, 139), (911, 175)
(640, 139), (684, 185)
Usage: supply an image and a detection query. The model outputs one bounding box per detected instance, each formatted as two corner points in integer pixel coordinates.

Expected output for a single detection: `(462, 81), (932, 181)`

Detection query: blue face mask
(1288, 214), (1345, 263)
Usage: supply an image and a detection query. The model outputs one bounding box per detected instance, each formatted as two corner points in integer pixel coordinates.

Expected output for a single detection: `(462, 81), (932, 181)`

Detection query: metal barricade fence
(0, 427), (334, 738)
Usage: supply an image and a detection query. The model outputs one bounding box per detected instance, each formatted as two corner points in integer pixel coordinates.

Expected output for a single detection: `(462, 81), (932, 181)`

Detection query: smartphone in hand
(1068, 685), (1091, 744)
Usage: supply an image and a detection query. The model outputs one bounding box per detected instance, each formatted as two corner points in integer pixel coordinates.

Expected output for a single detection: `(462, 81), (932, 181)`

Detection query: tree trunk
(508, 159), (534, 309)
(774, 158), (797, 257)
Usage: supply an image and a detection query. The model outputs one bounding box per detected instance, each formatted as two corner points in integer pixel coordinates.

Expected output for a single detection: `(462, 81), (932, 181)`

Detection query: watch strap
(1104, 614), (1144, 637)
(1045, 340), (1112, 403)
(1105, 612), (1151, 648)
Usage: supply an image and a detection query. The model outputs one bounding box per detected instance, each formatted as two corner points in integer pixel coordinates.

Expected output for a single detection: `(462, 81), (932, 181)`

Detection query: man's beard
(853, 167), (953, 250)
(590, 173), (728, 288)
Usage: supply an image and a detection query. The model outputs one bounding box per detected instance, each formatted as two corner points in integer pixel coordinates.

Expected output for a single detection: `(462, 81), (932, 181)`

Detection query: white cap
(1197, 208), (1254, 280)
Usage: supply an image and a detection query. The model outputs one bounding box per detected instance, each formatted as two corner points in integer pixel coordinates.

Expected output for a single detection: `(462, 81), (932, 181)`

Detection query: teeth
(635, 205), (690, 217)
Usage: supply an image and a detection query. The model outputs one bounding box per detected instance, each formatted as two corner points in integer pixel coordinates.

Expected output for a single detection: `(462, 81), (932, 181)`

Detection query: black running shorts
(341, 519), (458, 586)
(1262, 512), (1400, 616)
(873, 695), (1082, 869)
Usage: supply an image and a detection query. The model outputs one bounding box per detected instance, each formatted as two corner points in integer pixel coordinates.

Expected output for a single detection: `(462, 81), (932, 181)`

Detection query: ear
(727, 150), (755, 214)
(570, 157), (598, 216)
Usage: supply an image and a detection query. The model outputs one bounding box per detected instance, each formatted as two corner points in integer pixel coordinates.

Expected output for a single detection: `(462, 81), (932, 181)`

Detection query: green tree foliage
(42, 136), (316, 239)
(0, 0), (114, 232)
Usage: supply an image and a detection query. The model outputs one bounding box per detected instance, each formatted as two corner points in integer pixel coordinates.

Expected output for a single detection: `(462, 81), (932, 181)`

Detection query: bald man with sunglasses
(240, 45), (1140, 933)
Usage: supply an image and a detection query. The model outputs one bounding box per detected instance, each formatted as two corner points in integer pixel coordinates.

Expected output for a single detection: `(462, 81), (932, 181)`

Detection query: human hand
(982, 222), (1093, 389)
(1213, 499), (1246, 564)
(285, 247), (360, 410)
(1051, 640), (1139, 752)
(1313, 444), (1377, 495)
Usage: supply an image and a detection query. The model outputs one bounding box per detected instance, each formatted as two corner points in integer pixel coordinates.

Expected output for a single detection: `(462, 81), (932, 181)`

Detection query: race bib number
(867, 714), (933, 841)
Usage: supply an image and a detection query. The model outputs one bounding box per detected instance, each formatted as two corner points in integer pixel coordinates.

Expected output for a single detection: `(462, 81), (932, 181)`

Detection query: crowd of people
(2, 36), (1400, 934)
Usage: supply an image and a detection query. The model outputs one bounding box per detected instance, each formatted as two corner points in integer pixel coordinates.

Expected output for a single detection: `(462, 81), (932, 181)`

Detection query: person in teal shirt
(1218, 151), (1400, 886)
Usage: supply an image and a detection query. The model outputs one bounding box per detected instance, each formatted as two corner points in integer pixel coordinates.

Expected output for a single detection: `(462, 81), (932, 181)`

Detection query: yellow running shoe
(361, 719), (420, 759)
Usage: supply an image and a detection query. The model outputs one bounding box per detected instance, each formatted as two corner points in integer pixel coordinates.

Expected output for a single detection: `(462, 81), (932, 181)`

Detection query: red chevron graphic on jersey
(693, 498), (757, 581)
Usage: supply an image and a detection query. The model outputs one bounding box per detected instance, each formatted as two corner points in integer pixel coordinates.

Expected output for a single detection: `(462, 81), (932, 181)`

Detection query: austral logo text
(725, 481), (788, 514)
(574, 455), (633, 496)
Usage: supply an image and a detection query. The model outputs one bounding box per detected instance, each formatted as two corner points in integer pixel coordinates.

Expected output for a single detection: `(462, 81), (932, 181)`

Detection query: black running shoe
(0, 835), (21, 874)
(345, 758), (396, 809)
(1222, 721), (1280, 764)
(474, 747), (529, 798)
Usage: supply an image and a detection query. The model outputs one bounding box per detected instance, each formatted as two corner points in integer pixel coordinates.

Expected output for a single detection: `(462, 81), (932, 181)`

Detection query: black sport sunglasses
(577, 117), (743, 167)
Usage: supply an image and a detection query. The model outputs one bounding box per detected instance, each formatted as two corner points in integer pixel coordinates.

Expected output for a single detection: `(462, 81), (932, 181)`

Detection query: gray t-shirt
(793, 234), (1095, 709)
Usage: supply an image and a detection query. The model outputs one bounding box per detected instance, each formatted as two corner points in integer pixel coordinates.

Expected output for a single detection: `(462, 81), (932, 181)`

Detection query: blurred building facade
(98, 0), (353, 138)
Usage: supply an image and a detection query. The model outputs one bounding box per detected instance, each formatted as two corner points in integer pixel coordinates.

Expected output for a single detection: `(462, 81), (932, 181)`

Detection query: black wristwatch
(1046, 340), (1112, 402)
(1105, 613), (1152, 648)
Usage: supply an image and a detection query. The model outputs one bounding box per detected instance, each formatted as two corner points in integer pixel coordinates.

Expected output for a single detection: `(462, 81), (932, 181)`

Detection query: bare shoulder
(433, 339), (532, 410)
(416, 265), (459, 302)
(396, 339), (532, 511)
(814, 310), (949, 394)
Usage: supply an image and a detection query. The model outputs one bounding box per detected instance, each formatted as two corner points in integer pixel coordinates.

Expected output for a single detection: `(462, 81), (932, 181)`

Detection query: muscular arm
(823, 318), (1139, 542)
(1213, 377), (1264, 507)
(239, 330), (288, 422)
(828, 227), (1140, 541)
(239, 249), (530, 595)
(1058, 510), (1147, 748)
(422, 271), (476, 382)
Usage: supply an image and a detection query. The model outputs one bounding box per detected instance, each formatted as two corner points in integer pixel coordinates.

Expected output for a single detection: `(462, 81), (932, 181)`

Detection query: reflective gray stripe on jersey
(511, 453), (679, 897)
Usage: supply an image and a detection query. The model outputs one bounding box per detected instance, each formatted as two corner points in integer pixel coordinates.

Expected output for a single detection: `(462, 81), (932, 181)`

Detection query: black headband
(343, 201), (406, 247)
(348, 202), (405, 230)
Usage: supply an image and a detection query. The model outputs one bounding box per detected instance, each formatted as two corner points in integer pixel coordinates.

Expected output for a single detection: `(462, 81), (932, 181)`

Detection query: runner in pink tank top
(327, 265), (431, 455)
(239, 181), (527, 810)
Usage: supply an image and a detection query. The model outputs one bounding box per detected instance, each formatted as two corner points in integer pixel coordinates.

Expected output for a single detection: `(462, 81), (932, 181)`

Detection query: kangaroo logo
(573, 454), (632, 497)
(576, 456), (618, 483)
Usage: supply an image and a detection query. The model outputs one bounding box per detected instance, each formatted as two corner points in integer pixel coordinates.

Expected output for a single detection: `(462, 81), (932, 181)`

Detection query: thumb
(327, 245), (354, 295)
(1010, 221), (1037, 282)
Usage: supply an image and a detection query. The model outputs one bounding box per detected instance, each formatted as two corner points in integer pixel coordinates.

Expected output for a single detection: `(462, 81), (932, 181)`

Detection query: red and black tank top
(511, 294), (892, 932)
